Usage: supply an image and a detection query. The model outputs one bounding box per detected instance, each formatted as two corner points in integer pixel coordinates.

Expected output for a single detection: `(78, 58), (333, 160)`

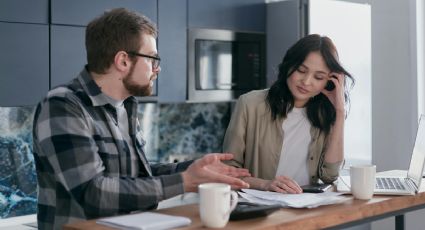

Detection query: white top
(275, 107), (311, 186)
(106, 96), (139, 176)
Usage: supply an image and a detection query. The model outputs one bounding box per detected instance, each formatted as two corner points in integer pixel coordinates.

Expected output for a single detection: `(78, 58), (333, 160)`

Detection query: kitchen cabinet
(49, 0), (159, 99)
(50, 25), (86, 88)
(0, 0), (268, 105)
(51, 0), (157, 27)
(50, 25), (158, 98)
(159, 0), (266, 103)
(0, 0), (48, 106)
(157, 0), (187, 102)
(266, 0), (301, 86)
(0, 0), (48, 24)
(188, 0), (265, 32)
(0, 22), (49, 106)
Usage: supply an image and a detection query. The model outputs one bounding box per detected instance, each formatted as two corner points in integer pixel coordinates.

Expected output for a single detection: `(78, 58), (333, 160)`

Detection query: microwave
(187, 28), (266, 102)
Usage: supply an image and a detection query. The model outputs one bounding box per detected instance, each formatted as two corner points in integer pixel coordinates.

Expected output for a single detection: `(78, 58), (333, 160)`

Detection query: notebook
(96, 212), (191, 230)
(337, 114), (425, 195)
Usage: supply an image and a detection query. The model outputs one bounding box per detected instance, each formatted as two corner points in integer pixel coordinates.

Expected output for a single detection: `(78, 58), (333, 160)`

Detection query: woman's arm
(222, 95), (248, 168)
(322, 73), (346, 164)
(324, 111), (345, 164)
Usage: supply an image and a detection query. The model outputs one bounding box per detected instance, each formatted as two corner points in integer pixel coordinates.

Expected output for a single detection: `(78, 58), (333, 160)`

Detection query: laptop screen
(407, 115), (425, 188)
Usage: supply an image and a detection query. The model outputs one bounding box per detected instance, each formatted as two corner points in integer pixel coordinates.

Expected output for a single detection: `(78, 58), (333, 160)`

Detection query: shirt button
(310, 157), (314, 160)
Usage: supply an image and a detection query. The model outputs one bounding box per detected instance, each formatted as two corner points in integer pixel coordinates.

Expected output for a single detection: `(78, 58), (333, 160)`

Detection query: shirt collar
(77, 66), (137, 107)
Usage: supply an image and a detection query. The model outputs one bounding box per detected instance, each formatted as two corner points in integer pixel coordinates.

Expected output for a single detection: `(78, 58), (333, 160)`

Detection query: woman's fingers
(276, 176), (302, 194)
(271, 182), (287, 194)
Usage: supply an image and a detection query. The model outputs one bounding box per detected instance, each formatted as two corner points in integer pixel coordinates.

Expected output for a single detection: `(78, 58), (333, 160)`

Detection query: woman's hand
(322, 73), (345, 114)
(262, 176), (302, 194)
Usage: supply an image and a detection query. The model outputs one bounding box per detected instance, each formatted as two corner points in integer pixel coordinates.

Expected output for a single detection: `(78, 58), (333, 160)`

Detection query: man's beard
(122, 65), (153, 97)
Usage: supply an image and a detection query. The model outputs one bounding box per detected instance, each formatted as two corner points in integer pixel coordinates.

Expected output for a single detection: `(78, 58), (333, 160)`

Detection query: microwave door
(195, 40), (233, 90)
(188, 28), (265, 102)
(234, 42), (262, 90)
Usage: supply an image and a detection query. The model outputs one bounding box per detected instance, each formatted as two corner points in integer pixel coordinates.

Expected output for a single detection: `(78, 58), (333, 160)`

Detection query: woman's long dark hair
(266, 34), (355, 134)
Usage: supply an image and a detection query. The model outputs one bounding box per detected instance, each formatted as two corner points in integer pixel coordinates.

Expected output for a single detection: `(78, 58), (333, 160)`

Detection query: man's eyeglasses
(127, 51), (161, 69)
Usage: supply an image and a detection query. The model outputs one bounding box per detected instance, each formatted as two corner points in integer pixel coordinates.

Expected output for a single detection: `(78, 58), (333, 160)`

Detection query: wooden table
(63, 190), (425, 230)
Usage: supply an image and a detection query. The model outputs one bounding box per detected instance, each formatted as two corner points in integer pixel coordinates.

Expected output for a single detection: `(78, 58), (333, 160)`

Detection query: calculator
(229, 202), (282, 221)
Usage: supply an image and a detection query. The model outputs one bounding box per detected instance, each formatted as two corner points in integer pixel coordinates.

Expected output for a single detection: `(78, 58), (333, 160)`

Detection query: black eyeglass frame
(127, 51), (161, 69)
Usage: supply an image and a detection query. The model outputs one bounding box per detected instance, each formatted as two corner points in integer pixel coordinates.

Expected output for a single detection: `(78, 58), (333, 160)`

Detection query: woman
(223, 34), (354, 194)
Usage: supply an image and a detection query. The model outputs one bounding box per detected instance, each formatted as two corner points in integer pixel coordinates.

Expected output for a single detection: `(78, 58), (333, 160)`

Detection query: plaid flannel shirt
(33, 67), (191, 229)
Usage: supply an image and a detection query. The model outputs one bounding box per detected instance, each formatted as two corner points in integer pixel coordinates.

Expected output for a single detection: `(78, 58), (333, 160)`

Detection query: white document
(96, 212), (191, 230)
(240, 189), (349, 209)
(239, 192), (286, 206)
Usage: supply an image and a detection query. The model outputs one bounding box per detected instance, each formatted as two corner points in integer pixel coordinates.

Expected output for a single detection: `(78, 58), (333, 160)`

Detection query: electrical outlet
(167, 154), (190, 163)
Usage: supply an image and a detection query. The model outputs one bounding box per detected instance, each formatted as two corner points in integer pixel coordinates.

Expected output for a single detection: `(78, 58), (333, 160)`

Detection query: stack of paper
(240, 189), (350, 208)
(97, 212), (191, 230)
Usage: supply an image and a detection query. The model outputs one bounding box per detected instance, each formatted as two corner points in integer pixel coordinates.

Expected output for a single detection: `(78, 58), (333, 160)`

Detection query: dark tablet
(229, 202), (282, 221)
(301, 183), (332, 193)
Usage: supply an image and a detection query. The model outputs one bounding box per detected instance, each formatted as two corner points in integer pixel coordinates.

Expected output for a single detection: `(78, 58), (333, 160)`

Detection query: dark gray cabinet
(51, 0), (157, 26)
(50, 0), (159, 98)
(188, 0), (265, 32)
(0, 22), (49, 106)
(0, 0), (49, 106)
(50, 25), (158, 98)
(0, 0), (48, 24)
(266, 0), (301, 86)
(157, 0), (187, 102)
(0, 0), (267, 105)
(50, 25), (86, 88)
(158, 0), (266, 103)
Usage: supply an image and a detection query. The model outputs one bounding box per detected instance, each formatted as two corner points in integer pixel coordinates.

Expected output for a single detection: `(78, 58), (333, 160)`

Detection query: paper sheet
(240, 189), (350, 208)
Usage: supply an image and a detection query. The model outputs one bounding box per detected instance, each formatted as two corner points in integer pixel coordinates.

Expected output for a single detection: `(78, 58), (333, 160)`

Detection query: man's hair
(266, 34), (355, 134)
(85, 8), (157, 74)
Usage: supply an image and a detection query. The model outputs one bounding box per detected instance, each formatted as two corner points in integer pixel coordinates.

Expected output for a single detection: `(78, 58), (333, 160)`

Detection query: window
(309, 0), (372, 166)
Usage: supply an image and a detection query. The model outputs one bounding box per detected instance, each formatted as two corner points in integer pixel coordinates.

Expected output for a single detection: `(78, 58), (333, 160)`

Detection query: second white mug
(350, 165), (376, 200)
(198, 183), (238, 228)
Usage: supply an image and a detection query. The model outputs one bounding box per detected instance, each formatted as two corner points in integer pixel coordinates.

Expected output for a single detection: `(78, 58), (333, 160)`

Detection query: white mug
(198, 183), (238, 228)
(350, 165), (376, 200)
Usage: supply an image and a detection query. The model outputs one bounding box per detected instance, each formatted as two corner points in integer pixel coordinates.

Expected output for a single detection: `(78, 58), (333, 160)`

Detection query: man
(32, 8), (250, 229)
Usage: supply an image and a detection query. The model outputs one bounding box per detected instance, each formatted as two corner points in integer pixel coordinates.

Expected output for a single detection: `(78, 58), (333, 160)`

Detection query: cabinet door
(188, 0), (265, 32)
(0, 22), (49, 106)
(157, 0), (187, 102)
(51, 0), (157, 26)
(266, 0), (301, 86)
(50, 25), (159, 99)
(50, 25), (86, 88)
(0, 0), (48, 24)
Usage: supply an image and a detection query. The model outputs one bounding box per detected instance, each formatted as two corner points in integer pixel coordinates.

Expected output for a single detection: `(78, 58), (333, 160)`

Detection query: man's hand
(181, 153), (250, 192)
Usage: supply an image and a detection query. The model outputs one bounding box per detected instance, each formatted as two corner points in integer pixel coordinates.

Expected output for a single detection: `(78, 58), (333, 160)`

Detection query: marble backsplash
(0, 102), (231, 219)
(0, 107), (37, 219)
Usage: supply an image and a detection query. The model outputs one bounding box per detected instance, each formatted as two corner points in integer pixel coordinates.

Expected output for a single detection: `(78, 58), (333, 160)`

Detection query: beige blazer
(223, 89), (342, 184)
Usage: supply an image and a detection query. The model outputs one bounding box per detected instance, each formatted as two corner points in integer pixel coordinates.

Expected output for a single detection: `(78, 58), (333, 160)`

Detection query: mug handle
(224, 191), (238, 218)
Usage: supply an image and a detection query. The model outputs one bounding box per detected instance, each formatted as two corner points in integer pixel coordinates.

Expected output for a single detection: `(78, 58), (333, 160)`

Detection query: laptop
(337, 114), (425, 195)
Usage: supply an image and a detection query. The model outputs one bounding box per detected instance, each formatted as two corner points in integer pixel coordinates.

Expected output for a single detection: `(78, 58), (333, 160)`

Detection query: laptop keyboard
(376, 177), (407, 190)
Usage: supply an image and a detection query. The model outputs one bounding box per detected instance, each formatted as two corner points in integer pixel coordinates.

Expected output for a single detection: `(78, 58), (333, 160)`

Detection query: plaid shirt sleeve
(150, 160), (194, 175)
(33, 93), (185, 221)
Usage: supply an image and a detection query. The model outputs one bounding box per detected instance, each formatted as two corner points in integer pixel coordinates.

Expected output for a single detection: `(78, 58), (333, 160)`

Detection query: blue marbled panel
(0, 107), (37, 219)
(0, 102), (231, 219)
(157, 102), (231, 162)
